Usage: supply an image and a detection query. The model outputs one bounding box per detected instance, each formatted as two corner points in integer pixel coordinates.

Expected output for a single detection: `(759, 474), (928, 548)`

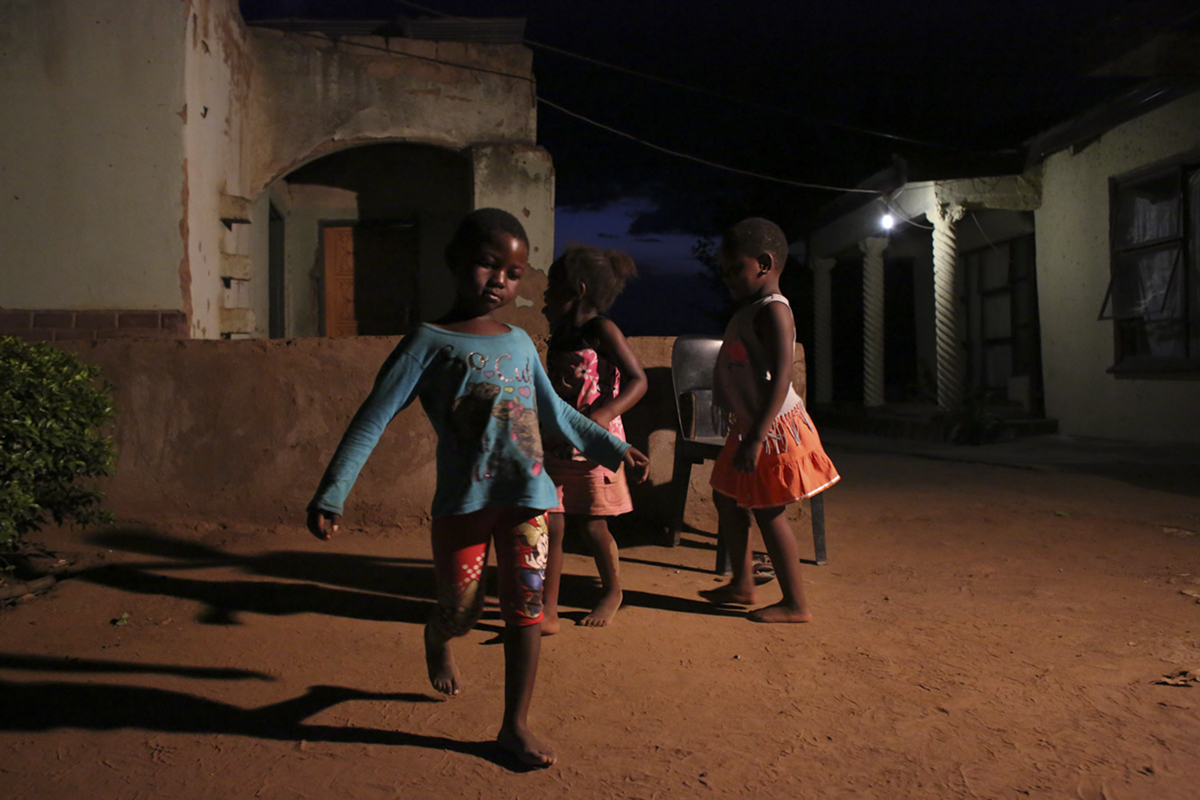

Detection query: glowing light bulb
(881, 214), (895, 230)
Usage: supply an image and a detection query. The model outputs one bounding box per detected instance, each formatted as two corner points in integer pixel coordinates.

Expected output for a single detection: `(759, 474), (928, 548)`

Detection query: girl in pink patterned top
(540, 245), (646, 633)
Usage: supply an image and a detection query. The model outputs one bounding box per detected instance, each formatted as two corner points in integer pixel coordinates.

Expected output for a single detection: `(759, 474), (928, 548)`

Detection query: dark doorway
(884, 257), (918, 401)
(830, 258), (864, 404)
(354, 220), (420, 335)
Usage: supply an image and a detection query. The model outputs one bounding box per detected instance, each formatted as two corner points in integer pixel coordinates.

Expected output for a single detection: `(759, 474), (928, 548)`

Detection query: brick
(160, 311), (189, 337)
(54, 328), (97, 342)
(75, 311), (118, 330)
(117, 311), (162, 329)
(0, 310), (32, 330)
(219, 252), (252, 280)
(33, 311), (74, 329)
(219, 307), (256, 334)
(105, 328), (171, 339)
(18, 330), (54, 343)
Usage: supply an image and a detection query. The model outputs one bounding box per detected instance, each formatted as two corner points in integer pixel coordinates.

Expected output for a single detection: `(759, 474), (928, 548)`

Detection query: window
(1104, 152), (1200, 372)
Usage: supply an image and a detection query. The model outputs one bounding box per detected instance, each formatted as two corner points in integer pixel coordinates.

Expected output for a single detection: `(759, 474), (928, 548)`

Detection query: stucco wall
(1035, 89), (1200, 443)
(65, 336), (682, 536)
(474, 144), (556, 336)
(184, 0), (253, 339)
(242, 30), (536, 198)
(0, 0), (187, 311)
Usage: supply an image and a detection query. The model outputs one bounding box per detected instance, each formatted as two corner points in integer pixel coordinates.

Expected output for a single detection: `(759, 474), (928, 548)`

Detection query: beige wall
(1035, 89), (1200, 443)
(0, 0), (188, 311)
(65, 336), (682, 535)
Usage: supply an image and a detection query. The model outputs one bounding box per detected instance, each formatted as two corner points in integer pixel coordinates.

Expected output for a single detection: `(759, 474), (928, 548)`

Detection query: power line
(391, 0), (980, 154)
(281, 28), (534, 84)
(538, 96), (877, 194)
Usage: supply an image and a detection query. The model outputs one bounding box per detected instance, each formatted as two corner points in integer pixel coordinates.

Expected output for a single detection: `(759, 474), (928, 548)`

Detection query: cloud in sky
(555, 198), (707, 276)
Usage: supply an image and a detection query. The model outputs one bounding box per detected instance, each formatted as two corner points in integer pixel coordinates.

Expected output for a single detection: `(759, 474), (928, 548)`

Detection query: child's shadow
(79, 527), (439, 626)
(0, 677), (540, 772)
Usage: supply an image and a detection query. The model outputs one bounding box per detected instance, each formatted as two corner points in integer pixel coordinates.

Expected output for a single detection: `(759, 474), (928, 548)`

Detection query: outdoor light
(881, 213), (895, 230)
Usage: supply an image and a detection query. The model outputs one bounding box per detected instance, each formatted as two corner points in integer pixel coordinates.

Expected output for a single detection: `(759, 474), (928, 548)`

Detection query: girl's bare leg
(700, 490), (757, 605)
(540, 512), (565, 636)
(748, 505), (812, 623)
(426, 513), (490, 695)
(579, 515), (622, 626)
(497, 622), (555, 766)
(494, 510), (555, 767)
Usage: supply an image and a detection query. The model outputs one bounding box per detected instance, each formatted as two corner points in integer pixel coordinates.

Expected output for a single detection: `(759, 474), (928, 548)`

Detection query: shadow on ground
(76, 527), (740, 626)
(0, 677), (551, 771)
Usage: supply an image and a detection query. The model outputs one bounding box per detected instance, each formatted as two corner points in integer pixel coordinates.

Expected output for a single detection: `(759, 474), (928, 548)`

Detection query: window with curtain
(1105, 154), (1200, 372)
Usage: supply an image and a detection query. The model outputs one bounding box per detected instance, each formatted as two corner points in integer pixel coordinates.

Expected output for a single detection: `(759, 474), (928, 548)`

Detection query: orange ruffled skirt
(710, 402), (839, 509)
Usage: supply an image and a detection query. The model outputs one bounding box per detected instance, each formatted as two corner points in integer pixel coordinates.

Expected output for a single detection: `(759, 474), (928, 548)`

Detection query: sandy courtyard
(3, 443), (1200, 799)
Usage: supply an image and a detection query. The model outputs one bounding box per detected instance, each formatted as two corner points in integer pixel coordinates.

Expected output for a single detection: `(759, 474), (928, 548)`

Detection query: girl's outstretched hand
(307, 508), (340, 541)
(623, 446), (650, 483)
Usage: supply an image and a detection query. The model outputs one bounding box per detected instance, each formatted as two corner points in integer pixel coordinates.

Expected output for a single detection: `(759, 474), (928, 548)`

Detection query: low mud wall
(63, 336), (695, 536)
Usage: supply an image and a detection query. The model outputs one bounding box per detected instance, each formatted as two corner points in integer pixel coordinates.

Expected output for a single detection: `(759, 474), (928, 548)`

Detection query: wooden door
(323, 225), (357, 337)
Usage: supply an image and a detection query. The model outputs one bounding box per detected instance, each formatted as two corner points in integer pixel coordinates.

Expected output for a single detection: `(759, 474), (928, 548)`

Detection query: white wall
(0, 0), (187, 310)
(1035, 89), (1200, 443)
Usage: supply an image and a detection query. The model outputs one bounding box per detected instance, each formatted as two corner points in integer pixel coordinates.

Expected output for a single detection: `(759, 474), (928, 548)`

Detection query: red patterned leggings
(429, 506), (549, 636)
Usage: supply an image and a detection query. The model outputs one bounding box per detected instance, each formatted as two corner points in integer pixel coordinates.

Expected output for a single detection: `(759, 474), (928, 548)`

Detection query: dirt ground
(3, 443), (1200, 800)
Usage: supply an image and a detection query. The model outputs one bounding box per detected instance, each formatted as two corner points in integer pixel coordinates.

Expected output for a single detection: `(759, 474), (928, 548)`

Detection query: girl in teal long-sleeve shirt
(307, 208), (648, 768)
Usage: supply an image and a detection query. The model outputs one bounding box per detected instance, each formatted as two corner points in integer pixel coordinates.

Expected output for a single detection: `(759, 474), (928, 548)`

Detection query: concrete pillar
(926, 203), (966, 410)
(811, 257), (836, 405)
(860, 237), (888, 408)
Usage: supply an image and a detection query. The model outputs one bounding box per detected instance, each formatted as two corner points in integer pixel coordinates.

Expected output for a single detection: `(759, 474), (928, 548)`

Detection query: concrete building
(1031, 86), (1200, 443)
(806, 83), (1200, 445)
(0, 0), (554, 342)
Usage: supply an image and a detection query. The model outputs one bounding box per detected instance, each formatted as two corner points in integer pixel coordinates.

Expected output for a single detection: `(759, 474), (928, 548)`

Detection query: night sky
(240, 0), (1195, 333)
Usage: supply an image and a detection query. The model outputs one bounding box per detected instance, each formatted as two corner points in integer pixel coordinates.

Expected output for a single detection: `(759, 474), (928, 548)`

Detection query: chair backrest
(670, 335), (728, 445)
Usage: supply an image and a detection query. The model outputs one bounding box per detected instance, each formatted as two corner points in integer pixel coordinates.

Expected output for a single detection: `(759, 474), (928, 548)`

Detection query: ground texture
(3, 445), (1200, 799)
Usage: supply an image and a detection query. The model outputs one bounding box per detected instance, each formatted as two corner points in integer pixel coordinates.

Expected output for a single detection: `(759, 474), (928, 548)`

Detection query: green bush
(0, 336), (116, 548)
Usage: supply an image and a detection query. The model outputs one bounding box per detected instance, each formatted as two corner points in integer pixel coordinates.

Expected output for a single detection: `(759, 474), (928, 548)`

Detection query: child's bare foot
(540, 612), (560, 636)
(497, 723), (556, 768)
(748, 602), (813, 623)
(579, 588), (622, 627)
(424, 623), (461, 695)
(699, 583), (756, 606)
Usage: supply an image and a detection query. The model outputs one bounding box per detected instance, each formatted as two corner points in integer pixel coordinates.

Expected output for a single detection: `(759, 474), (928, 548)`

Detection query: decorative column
(926, 203), (965, 411)
(860, 237), (888, 408)
(811, 257), (835, 405)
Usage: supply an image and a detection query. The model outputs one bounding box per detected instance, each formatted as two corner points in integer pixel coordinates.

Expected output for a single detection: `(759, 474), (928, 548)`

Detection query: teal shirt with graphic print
(309, 324), (630, 520)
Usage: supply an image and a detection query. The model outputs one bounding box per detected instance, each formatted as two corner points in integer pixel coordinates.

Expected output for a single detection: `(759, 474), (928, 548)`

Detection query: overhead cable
(392, 0), (978, 153)
(538, 97), (877, 194)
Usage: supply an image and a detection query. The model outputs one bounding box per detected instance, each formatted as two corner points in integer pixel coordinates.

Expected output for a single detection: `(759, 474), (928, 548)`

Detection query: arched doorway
(266, 142), (473, 338)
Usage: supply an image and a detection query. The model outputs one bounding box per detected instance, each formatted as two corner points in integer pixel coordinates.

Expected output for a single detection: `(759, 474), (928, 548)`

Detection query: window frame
(1105, 148), (1200, 376)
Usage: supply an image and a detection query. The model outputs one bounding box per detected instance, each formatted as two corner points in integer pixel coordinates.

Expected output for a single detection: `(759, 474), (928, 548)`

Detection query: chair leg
(667, 452), (694, 547)
(810, 492), (828, 565)
(714, 529), (732, 576)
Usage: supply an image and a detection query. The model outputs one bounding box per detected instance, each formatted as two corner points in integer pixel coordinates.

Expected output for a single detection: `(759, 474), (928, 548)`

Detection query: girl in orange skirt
(703, 218), (839, 622)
